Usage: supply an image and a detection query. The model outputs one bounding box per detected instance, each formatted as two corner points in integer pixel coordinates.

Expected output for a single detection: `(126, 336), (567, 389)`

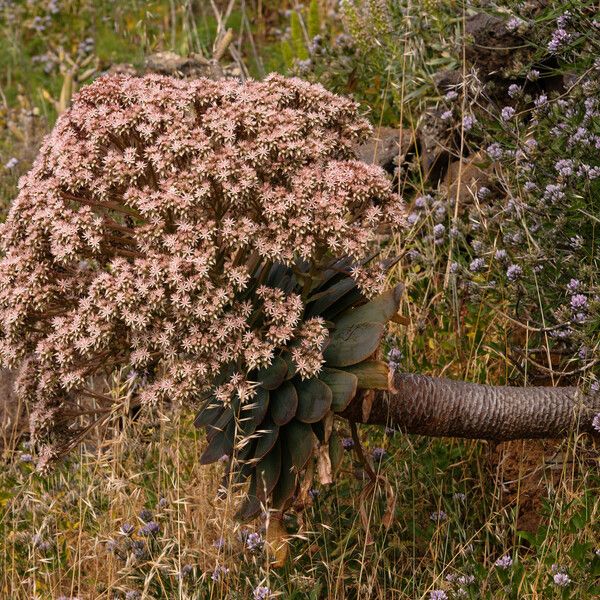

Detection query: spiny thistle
(0, 73), (405, 509)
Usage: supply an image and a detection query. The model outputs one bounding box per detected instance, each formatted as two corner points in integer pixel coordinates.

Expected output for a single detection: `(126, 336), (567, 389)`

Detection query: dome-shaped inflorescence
(0, 73), (405, 494)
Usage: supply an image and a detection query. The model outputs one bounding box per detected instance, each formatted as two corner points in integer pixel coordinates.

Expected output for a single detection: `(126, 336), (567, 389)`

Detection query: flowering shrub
(0, 73), (404, 484)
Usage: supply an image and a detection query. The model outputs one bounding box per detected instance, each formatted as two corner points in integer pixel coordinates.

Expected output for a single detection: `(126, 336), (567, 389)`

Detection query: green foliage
(194, 266), (401, 521)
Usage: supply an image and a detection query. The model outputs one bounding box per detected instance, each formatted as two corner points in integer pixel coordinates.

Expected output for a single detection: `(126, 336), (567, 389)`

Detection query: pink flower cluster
(0, 73), (404, 466)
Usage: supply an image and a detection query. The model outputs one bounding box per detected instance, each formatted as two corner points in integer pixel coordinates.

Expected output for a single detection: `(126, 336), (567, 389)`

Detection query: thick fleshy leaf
(272, 444), (297, 510)
(334, 284), (404, 329)
(207, 397), (239, 441)
(344, 360), (390, 390)
(329, 431), (344, 475)
(323, 322), (385, 367)
(270, 381), (298, 425)
(295, 378), (332, 423)
(256, 439), (281, 501)
(283, 420), (314, 471)
(318, 368), (358, 412)
(200, 418), (235, 464)
(282, 353), (297, 380)
(193, 396), (222, 428)
(306, 278), (356, 317)
(321, 287), (364, 321)
(236, 474), (262, 521)
(254, 418), (280, 460)
(256, 357), (288, 390)
(239, 387), (269, 436)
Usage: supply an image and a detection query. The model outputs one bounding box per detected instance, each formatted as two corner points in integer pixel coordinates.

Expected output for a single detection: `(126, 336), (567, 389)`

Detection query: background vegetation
(1, 1), (598, 598)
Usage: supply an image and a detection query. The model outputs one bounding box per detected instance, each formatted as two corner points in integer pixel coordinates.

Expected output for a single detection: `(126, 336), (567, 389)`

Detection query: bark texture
(343, 372), (600, 440)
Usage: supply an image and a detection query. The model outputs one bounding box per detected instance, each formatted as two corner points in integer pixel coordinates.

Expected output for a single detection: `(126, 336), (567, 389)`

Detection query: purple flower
(556, 11), (571, 29)
(469, 258), (485, 273)
(505, 17), (522, 32)
(120, 523), (135, 536)
(527, 69), (540, 81)
(415, 195), (432, 209)
(372, 447), (386, 462)
(433, 223), (446, 238)
(592, 413), (600, 433)
(507, 84), (520, 98)
(506, 264), (522, 281)
(462, 115), (476, 131)
(139, 509), (153, 523)
(534, 94), (548, 108)
(501, 106), (516, 121)
(213, 536), (225, 549)
(4, 157), (18, 169)
(430, 510), (447, 522)
(441, 110), (453, 121)
(388, 348), (403, 362)
(429, 590), (448, 600)
(445, 90), (458, 101)
(570, 294), (587, 311)
(544, 184), (565, 203)
(494, 249), (508, 262)
(140, 521), (159, 536)
(567, 279), (580, 293)
(211, 564), (229, 581)
(453, 492), (466, 501)
(246, 532), (264, 551)
(407, 212), (419, 225)
(254, 586), (272, 600)
(19, 453), (33, 463)
(495, 554), (513, 569)
(131, 540), (147, 560)
(487, 143), (503, 160)
(125, 592), (141, 600)
(342, 437), (354, 450)
(555, 159), (574, 177)
(478, 186), (491, 199)
(548, 29), (571, 53)
(553, 572), (570, 587)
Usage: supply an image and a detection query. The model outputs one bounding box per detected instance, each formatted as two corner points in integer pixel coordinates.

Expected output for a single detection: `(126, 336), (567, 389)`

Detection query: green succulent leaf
(256, 439), (282, 501)
(270, 380), (298, 425)
(334, 284), (404, 329)
(239, 387), (269, 436)
(236, 474), (262, 521)
(295, 378), (333, 423)
(283, 420), (315, 470)
(323, 322), (385, 367)
(272, 443), (297, 510)
(206, 397), (239, 442)
(306, 278), (356, 317)
(256, 356), (288, 390)
(200, 418), (235, 465)
(193, 396), (222, 428)
(254, 418), (280, 460)
(318, 368), (358, 412)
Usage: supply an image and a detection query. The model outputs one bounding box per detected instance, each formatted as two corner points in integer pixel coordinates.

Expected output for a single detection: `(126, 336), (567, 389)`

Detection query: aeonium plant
(1, 73), (598, 539)
(0, 73), (406, 515)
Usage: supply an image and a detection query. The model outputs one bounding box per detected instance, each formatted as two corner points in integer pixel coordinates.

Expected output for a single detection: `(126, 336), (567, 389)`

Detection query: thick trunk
(343, 372), (600, 441)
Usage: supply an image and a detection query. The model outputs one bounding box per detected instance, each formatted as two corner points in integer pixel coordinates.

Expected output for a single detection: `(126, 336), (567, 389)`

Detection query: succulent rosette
(0, 72), (405, 508)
